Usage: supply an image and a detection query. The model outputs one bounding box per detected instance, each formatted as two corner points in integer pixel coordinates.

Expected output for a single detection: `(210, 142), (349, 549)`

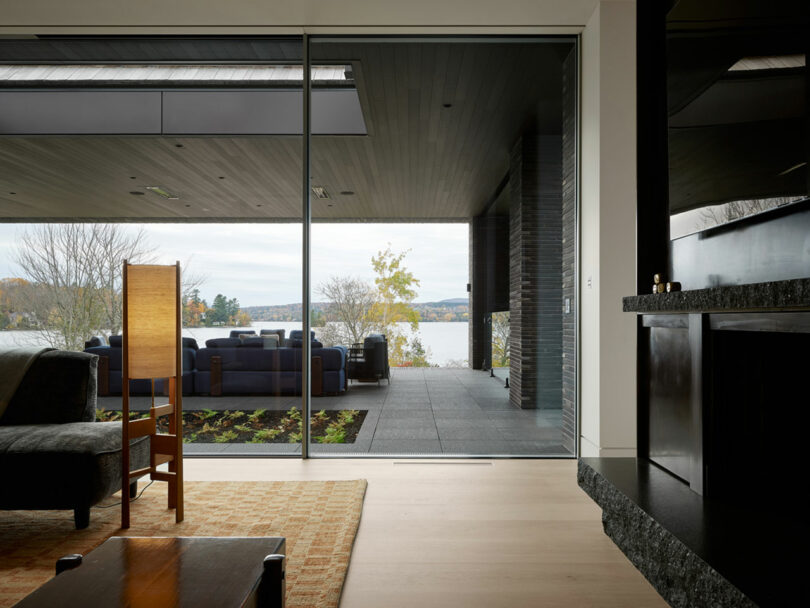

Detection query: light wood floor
(185, 459), (667, 607)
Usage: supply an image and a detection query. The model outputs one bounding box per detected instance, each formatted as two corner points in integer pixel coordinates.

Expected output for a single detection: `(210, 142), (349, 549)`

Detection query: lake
(0, 321), (469, 367)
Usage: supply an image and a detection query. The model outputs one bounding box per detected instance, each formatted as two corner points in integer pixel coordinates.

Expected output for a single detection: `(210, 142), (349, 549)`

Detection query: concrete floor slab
(372, 427), (440, 440)
(368, 439), (443, 454)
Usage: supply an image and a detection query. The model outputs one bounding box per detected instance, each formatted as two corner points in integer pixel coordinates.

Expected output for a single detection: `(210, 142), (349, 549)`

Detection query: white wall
(0, 1), (598, 32)
(579, 1), (637, 457)
(0, 0), (639, 458)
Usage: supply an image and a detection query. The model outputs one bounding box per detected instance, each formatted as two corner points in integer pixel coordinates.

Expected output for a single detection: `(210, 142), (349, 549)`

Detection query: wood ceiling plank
(0, 41), (568, 222)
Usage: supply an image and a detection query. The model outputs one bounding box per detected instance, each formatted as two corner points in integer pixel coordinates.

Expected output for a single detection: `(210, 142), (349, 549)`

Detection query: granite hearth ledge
(623, 277), (810, 313)
(578, 458), (807, 607)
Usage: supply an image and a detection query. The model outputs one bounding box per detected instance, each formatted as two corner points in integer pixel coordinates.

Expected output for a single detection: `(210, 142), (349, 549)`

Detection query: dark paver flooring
(99, 368), (571, 457)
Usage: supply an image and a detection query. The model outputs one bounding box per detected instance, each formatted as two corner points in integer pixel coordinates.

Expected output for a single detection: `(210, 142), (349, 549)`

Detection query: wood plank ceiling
(0, 40), (569, 222)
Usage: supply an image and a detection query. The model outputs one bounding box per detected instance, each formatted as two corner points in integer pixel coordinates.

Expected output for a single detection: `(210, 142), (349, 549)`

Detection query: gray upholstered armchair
(0, 350), (149, 528)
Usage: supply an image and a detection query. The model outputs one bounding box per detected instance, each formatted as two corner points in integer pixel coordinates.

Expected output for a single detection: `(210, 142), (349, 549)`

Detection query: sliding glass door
(0, 37), (308, 456)
(0, 34), (578, 459)
(306, 37), (579, 457)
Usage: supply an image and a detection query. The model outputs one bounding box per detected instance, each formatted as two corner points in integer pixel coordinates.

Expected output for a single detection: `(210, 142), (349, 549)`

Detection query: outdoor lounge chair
(347, 334), (390, 384)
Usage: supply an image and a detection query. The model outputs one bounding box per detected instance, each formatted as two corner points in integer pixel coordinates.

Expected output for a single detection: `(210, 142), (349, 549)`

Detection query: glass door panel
(308, 36), (577, 457)
(0, 35), (306, 457)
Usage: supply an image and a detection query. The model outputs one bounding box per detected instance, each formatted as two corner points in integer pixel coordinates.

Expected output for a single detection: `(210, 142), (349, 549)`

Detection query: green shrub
(214, 430), (238, 443)
(250, 428), (282, 443)
(317, 422), (347, 443)
(338, 409), (359, 424)
(248, 409), (267, 422)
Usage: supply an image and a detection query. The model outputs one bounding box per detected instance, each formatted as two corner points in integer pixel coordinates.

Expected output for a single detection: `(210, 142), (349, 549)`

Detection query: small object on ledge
(654, 283), (666, 294)
(652, 284), (658, 294)
(55, 554), (83, 575)
(653, 273), (664, 285)
(666, 281), (682, 293)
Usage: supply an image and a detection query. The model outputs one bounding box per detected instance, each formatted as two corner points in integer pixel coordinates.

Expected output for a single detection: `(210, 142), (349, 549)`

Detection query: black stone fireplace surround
(583, 279), (810, 607)
(579, 0), (810, 605)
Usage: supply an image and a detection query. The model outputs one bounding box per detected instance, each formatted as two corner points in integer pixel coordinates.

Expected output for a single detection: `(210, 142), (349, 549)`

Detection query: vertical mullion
(301, 34), (311, 458)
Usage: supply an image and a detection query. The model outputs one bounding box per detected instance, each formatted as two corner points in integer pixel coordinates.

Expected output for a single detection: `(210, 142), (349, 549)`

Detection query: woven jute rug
(0, 479), (367, 608)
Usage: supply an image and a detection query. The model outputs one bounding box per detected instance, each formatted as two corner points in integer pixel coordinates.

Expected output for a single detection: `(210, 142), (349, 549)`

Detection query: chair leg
(73, 506), (90, 530)
(129, 480), (138, 499)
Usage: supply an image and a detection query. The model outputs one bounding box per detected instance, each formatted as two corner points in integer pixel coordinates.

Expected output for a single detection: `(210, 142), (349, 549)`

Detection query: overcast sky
(0, 223), (469, 307)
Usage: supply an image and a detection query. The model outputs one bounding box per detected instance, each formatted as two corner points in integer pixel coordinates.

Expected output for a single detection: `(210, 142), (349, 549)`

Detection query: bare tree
(697, 196), (797, 231)
(91, 224), (155, 335)
(316, 276), (378, 347)
(14, 225), (105, 350)
(12, 224), (156, 350)
(179, 256), (208, 309)
(316, 249), (428, 366)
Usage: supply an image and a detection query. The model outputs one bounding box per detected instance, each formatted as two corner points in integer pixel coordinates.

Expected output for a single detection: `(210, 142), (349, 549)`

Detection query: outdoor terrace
(100, 368), (569, 457)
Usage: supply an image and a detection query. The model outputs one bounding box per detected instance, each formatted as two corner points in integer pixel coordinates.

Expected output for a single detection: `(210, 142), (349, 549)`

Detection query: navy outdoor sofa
(85, 331), (347, 397)
(195, 332), (346, 396)
(85, 335), (198, 396)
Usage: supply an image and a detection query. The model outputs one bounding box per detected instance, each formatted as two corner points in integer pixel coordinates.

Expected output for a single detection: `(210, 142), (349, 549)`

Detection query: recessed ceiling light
(129, 191), (144, 196)
(145, 186), (180, 200)
(311, 186), (330, 199)
(340, 190), (354, 196)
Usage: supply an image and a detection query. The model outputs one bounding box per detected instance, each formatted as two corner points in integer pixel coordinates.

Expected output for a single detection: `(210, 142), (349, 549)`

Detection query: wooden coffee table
(15, 536), (286, 608)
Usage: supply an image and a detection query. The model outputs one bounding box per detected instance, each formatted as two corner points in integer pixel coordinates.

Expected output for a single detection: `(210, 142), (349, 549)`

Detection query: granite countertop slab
(623, 277), (810, 313)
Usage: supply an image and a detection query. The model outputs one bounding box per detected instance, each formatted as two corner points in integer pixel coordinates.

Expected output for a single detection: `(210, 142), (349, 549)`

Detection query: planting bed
(96, 408), (367, 444)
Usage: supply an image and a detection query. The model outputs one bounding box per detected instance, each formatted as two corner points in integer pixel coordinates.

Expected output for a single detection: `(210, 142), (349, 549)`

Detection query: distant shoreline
(243, 299), (469, 324)
(0, 319), (470, 333)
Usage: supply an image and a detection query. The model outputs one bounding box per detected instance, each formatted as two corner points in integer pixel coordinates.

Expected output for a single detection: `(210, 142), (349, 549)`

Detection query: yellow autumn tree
(368, 246), (421, 366)
(318, 246), (432, 366)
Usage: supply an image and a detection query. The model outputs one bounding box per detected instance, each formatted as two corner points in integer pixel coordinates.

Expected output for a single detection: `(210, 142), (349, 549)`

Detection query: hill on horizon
(428, 297), (468, 305)
(242, 297), (469, 322)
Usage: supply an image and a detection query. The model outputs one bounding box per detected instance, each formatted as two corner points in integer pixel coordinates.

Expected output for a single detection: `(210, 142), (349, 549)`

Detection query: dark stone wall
(470, 216), (510, 370)
(561, 48), (578, 451)
(508, 134), (563, 409)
